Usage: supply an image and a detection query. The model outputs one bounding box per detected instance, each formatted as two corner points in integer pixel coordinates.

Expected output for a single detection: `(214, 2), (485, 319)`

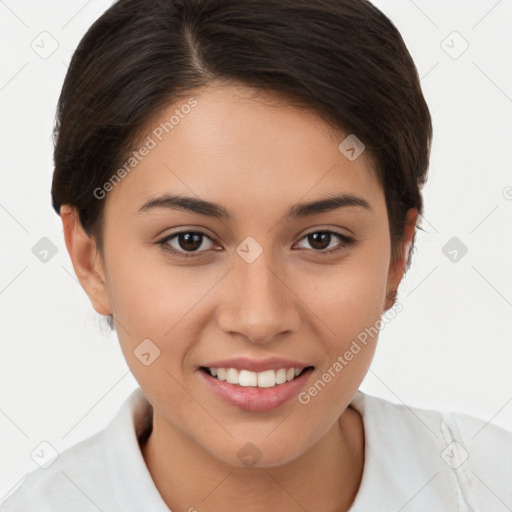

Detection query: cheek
(106, 237), (211, 329)
(297, 251), (390, 343)
(106, 250), (227, 386)
(292, 258), (389, 436)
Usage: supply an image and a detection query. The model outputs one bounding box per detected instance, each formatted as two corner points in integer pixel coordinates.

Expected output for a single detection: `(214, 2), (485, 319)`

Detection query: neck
(141, 406), (364, 512)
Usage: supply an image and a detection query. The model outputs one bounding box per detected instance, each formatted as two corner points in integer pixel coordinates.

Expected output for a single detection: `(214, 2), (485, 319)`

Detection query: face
(65, 82), (414, 468)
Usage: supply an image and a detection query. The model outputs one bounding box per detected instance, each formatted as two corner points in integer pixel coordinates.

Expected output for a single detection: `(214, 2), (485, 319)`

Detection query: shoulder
(0, 428), (112, 512)
(0, 388), (157, 512)
(349, 391), (512, 511)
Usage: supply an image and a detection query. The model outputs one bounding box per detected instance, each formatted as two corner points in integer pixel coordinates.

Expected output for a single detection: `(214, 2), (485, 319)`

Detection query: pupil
(179, 232), (202, 251)
(309, 232), (330, 250)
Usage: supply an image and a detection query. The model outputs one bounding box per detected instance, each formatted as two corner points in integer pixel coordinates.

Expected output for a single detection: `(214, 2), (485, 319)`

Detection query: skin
(61, 81), (417, 512)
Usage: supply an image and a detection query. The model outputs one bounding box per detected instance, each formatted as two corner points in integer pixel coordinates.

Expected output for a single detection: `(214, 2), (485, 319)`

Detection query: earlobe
(60, 205), (112, 316)
(384, 208), (419, 311)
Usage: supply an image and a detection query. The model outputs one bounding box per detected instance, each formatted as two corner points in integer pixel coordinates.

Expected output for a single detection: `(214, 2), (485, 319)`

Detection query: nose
(217, 250), (301, 345)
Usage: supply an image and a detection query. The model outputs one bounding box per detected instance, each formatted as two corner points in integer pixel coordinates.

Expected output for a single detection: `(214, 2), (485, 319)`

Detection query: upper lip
(200, 357), (312, 372)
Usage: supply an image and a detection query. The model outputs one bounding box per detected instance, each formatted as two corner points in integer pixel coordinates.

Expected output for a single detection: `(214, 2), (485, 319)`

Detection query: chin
(201, 435), (309, 470)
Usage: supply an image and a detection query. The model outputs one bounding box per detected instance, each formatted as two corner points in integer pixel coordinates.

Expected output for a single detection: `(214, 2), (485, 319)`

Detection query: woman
(2, 0), (510, 510)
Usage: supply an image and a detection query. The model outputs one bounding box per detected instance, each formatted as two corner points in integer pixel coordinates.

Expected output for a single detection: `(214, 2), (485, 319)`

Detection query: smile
(198, 362), (315, 412)
(201, 366), (310, 388)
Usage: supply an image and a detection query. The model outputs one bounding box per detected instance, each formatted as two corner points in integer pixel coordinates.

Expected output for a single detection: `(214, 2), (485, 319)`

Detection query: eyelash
(157, 230), (356, 259)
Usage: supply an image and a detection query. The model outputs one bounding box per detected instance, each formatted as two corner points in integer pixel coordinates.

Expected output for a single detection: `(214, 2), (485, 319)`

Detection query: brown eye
(159, 231), (216, 257)
(295, 230), (356, 254)
(307, 232), (332, 250)
(176, 232), (203, 251)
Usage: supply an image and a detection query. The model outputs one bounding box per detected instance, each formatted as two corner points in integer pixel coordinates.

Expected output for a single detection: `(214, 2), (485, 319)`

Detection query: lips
(197, 357), (314, 412)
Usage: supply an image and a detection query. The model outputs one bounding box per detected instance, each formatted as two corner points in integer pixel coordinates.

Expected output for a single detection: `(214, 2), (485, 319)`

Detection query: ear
(384, 208), (419, 311)
(60, 205), (112, 316)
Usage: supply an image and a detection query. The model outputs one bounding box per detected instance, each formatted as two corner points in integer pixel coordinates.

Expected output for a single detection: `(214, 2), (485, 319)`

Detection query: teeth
(226, 368), (239, 384)
(207, 367), (305, 388)
(239, 370), (257, 387)
(257, 370), (276, 388)
(275, 368), (287, 384)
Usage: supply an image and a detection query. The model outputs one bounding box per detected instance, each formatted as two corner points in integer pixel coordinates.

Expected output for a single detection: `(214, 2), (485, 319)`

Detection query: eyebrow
(136, 192), (372, 219)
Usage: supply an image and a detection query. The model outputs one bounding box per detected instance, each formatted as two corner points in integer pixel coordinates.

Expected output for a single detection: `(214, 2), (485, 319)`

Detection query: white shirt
(1, 387), (511, 511)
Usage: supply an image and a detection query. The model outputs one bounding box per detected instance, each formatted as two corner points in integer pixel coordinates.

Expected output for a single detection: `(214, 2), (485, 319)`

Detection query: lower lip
(198, 368), (313, 412)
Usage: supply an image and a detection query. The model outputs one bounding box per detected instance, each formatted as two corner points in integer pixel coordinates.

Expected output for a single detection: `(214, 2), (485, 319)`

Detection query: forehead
(103, 83), (384, 221)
